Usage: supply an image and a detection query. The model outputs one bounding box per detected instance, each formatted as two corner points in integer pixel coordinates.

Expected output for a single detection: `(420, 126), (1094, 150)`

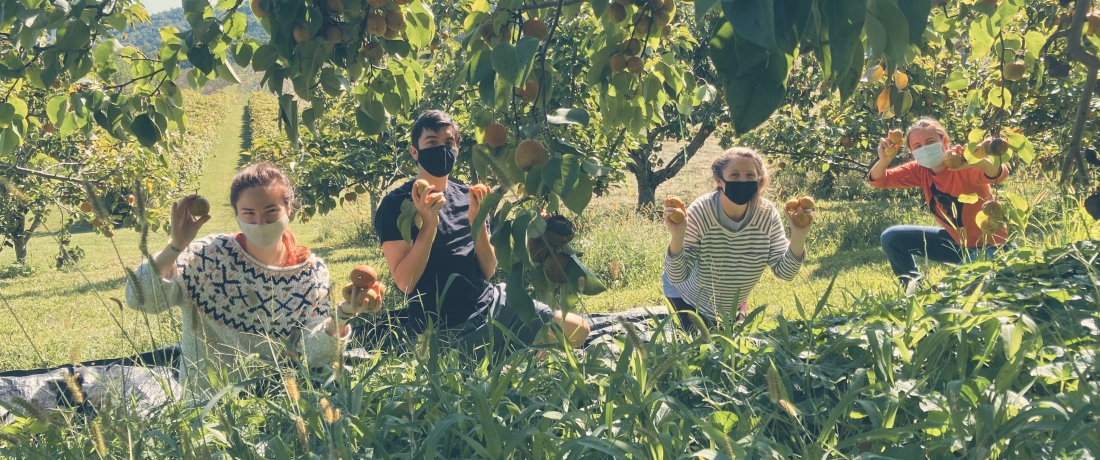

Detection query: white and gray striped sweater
(664, 192), (804, 321)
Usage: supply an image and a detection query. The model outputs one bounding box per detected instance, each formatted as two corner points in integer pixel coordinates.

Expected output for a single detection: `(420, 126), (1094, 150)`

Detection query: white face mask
(912, 142), (945, 168)
(237, 216), (289, 249)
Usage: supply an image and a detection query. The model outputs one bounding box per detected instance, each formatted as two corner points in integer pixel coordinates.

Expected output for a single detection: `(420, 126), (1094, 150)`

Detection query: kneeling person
(367, 110), (590, 349)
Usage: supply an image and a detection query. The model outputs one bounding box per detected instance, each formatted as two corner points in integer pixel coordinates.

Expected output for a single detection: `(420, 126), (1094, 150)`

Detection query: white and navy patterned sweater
(126, 234), (342, 395)
(665, 193), (805, 321)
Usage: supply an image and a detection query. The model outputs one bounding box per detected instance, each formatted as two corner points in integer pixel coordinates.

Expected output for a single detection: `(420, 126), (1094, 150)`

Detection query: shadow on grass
(1, 274), (128, 302)
(808, 248), (888, 279)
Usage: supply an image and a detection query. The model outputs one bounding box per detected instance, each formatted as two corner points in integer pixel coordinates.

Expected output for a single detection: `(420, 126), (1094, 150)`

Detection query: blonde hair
(711, 147), (769, 197)
(906, 117), (949, 151)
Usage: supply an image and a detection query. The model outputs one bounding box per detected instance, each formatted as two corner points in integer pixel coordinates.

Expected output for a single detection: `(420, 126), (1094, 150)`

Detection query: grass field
(0, 90), (1082, 371)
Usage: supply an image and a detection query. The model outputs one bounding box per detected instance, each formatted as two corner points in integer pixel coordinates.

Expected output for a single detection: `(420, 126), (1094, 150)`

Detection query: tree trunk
(636, 174), (659, 212)
(629, 122), (717, 211)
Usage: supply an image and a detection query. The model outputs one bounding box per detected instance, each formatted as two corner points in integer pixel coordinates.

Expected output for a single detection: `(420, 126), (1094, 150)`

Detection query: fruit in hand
(350, 265), (378, 288)
(785, 199), (800, 212)
(990, 137), (1010, 156)
(414, 179), (430, 196)
(944, 153), (966, 169)
(884, 145), (899, 157)
(189, 197), (211, 217)
(790, 210), (813, 228)
(470, 183), (490, 199)
(798, 196), (815, 210)
(887, 129), (904, 145)
(664, 197), (686, 223)
(973, 138), (992, 159)
(484, 123), (507, 148)
(515, 139), (549, 172)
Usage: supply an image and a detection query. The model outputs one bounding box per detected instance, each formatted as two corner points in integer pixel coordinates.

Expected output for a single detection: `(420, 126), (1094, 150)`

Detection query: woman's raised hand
(170, 195), (211, 249)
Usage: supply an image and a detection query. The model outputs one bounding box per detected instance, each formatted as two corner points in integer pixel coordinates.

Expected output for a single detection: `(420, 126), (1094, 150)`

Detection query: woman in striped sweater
(663, 147), (812, 327)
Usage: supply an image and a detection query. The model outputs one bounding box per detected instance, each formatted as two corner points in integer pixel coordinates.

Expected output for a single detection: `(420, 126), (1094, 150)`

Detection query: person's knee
(554, 312), (590, 347)
(880, 226), (901, 249)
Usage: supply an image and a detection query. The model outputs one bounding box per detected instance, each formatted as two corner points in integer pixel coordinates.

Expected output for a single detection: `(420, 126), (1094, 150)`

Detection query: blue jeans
(880, 225), (1002, 286)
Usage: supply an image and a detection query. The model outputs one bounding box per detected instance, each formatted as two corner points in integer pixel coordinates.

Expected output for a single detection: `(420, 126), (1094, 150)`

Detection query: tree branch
(519, 0), (587, 11)
(1061, 67), (1097, 185)
(1067, 0), (1100, 70)
(13, 166), (88, 184)
(655, 122), (716, 183)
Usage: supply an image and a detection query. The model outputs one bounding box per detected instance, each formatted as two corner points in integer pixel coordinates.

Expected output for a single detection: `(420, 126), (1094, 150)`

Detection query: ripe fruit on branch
(366, 0), (388, 7)
(386, 9), (406, 30)
(981, 200), (1004, 220)
(480, 19), (500, 44)
(627, 56), (644, 74)
(326, 0), (343, 15)
(623, 38), (641, 56)
(542, 215), (576, 247)
(893, 71), (909, 90)
(1004, 60), (1026, 81)
(324, 26), (343, 44)
(484, 123), (507, 147)
(609, 3), (626, 23)
(103, 228), (115, 238)
(1087, 12), (1100, 35)
(522, 18), (548, 41)
(367, 14), (388, 36)
(80, 202), (93, 213)
(189, 197), (210, 217)
(515, 139), (549, 172)
(361, 41), (384, 61)
(293, 25), (312, 43)
(609, 54), (627, 73)
(350, 264), (378, 288)
(527, 237), (550, 263)
(251, 0), (266, 17)
(840, 136), (853, 148)
(887, 129), (904, 145)
(43, 122), (55, 133)
(543, 251), (571, 284)
(414, 179), (430, 195)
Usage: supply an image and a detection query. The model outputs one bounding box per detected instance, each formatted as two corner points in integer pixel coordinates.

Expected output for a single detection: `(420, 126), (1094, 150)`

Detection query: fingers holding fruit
(469, 183), (490, 220)
(663, 196), (687, 231)
(785, 196), (815, 230)
(412, 179), (445, 224)
(339, 265), (387, 318)
(170, 195), (211, 248)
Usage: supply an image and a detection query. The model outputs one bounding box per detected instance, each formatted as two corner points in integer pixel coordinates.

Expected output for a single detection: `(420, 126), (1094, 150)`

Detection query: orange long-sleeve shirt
(869, 161), (1010, 248)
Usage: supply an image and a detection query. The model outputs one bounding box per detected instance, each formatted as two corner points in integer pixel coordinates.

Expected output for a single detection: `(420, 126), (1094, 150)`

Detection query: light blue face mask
(912, 142), (945, 168)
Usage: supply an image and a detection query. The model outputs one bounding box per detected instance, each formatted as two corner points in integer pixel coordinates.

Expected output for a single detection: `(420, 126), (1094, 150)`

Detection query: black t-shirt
(374, 178), (496, 328)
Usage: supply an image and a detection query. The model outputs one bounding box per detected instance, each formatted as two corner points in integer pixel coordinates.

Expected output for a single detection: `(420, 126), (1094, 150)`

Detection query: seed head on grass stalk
(90, 419), (108, 456)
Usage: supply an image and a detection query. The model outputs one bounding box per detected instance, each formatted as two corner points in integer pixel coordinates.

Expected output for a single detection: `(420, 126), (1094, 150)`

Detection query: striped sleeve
(764, 203), (804, 281)
(665, 196), (709, 284)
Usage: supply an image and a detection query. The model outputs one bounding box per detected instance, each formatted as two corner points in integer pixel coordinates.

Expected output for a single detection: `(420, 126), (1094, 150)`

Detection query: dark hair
(711, 147), (770, 201)
(410, 110), (462, 149)
(230, 162), (295, 212)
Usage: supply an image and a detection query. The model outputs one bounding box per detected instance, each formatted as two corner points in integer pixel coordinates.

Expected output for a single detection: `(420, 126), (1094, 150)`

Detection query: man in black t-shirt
(362, 110), (590, 350)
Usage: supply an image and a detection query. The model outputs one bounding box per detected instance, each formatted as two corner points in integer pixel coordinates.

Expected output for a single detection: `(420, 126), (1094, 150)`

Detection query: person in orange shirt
(868, 117), (1010, 293)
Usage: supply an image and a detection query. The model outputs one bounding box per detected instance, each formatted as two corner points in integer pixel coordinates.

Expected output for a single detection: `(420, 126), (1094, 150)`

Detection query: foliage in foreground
(0, 241), (1097, 458)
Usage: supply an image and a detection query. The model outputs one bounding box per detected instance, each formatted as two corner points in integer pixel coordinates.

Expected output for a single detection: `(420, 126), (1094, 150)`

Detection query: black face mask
(722, 180), (759, 205)
(416, 144), (458, 178)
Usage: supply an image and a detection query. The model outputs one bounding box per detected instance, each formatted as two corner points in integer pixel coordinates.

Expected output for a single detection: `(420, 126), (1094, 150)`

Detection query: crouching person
(125, 163), (372, 396)
(360, 110), (590, 351)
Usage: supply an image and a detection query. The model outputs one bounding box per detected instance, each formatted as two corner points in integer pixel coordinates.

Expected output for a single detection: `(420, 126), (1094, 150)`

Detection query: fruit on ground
(515, 139), (549, 172)
(189, 197), (211, 217)
(361, 41), (384, 61)
(414, 179), (430, 195)
(543, 252), (571, 284)
(887, 129), (904, 145)
(484, 123), (507, 147)
(126, 194), (136, 206)
(366, 14), (388, 36)
(944, 153), (966, 169)
(293, 25), (312, 43)
(522, 18), (548, 40)
(609, 3), (626, 23)
(790, 210), (813, 228)
(990, 137), (1010, 155)
(626, 56), (644, 74)
(386, 9), (406, 30)
(798, 196), (815, 210)
(350, 265), (378, 288)
(785, 199), (800, 212)
(80, 202), (93, 213)
(543, 215), (576, 246)
(1085, 192), (1100, 220)
(609, 54), (627, 73)
(527, 237), (551, 263)
(1004, 61), (1026, 81)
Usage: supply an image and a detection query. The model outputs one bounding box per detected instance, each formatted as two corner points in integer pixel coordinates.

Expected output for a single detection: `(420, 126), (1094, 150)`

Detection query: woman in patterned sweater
(126, 163), (372, 395)
(663, 147), (812, 327)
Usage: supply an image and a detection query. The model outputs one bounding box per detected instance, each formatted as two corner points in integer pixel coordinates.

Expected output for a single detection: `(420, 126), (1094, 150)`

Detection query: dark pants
(665, 296), (741, 330)
(880, 225), (1002, 287)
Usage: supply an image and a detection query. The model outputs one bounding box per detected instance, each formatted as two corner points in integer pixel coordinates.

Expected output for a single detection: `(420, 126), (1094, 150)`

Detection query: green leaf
(1002, 191), (1028, 212)
(816, 0), (866, 80)
(514, 36), (540, 82)
(511, 211), (534, 269)
(471, 193), (502, 246)
(131, 113), (162, 148)
(564, 255), (607, 296)
(710, 19), (789, 134)
(863, 15), (887, 59)
(188, 44), (215, 75)
(546, 108), (589, 126)
(958, 193), (979, 204)
(559, 154), (582, 197)
(836, 41), (864, 101)
(562, 172), (594, 215)
(46, 95), (68, 124)
(491, 42), (522, 87)
(872, 0), (910, 64)
(490, 219), (513, 273)
(896, 0), (932, 45)
(720, 0), (777, 51)
(251, 44), (278, 71)
(224, 11), (248, 40)
(1024, 31), (1045, 61)
(968, 17), (995, 64)
(55, 19), (91, 52)
(697, 0), (720, 24)
(944, 71), (968, 91)
(542, 156), (564, 194)
(506, 265), (538, 325)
